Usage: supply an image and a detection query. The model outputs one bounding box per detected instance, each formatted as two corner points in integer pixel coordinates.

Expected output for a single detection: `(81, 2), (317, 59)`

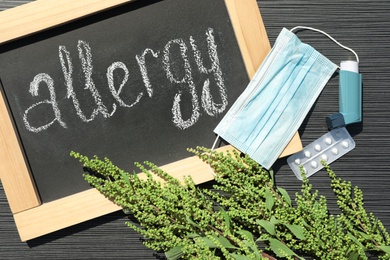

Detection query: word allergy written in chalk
(22, 28), (228, 133)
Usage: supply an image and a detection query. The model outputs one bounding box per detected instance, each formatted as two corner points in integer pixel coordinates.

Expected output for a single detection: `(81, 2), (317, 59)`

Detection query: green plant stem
(71, 149), (390, 260)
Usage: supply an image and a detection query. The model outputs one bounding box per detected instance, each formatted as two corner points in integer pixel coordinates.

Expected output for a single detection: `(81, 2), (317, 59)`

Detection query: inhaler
(326, 60), (362, 129)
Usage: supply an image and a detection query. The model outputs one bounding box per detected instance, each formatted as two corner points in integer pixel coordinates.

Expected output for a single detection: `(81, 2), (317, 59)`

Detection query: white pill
(314, 144), (322, 152)
(325, 138), (332, 145)
(311, 161), (318, 168)
(341, 141), (349, 149)
(321, 154), (328, 161)
(294, 158), (301, 165)
(332, 148), (339, 155)
(304, 151), (311, 158)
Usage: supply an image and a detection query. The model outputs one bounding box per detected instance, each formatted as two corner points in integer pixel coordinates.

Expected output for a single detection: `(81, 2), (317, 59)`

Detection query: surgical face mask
(214, 27), (343, 169)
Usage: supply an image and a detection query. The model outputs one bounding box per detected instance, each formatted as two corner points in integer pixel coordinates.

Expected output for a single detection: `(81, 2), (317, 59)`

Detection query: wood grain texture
(0, 90), (40, 213)
(0, 0), (136, 44)
(1, 0), (390, 259)
(225, 0), (271, 78)
(13, 146), (232, 241)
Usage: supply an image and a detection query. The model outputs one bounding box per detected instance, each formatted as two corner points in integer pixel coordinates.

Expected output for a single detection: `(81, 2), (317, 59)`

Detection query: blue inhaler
(326, 60), (362, 129)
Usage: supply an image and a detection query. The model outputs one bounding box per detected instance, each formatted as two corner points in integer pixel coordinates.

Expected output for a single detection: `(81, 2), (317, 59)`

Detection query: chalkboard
(0, 0), (277, 241)
(0, 0), (249, 203)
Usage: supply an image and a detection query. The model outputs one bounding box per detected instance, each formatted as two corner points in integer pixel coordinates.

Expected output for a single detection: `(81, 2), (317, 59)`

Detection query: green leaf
(269, 169), (275, 184)
(268, 238), (297, 258)
(347, 232), (364, 248)
(242, 240), (261, 259)
(285, 224), (306, 240)
(256, 219), (276, 236)
(300, 218), (310, 228)
(316, 232), (325, 248)
(165, 246), (184, 260)
(230, 253), (254, 260)
(377, 245), (390, 255)
(195, 237), (217, 248)
(185, 233), (200, 239)
(193, 234), (237, 250)
(277, 187), (292, 206)
(356, 230), (371, 240)
(270, 216), (280, 225)
(120, 171), (131, 186)
(237, 229), (254, 242)
(220, 208), (231, 230)
(348, 250), (360, 260)
(265, 187), (275, 211)
(186, 216), (200, 229)
(216, 235), (237, 249)
(238, 230), (261, 259)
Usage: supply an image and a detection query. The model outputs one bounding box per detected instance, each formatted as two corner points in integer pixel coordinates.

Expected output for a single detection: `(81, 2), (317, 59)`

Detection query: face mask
(214, 27), (339, 169)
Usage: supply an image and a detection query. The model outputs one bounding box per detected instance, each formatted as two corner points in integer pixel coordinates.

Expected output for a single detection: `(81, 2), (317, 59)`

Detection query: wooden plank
(225, 0), (270, 78)
(0, 0), (136, 44)
(0, 91), (40, 213)
(224, 0), (303, 156)
(14, 189), (121, 242)
(14, 146), (232, 241)
(280, 132), (302, 158)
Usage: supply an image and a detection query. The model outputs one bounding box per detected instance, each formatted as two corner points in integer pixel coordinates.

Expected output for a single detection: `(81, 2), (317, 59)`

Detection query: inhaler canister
(326, 60), (362, 129)
(340, 60), (359, 73)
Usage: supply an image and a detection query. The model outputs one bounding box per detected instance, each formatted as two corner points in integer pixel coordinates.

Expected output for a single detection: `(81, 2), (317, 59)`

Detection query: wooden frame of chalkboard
(0, 0), (302, 241)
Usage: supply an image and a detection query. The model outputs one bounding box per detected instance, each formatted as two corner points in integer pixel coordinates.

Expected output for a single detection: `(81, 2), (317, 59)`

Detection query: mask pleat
(214, 28), (338, 169)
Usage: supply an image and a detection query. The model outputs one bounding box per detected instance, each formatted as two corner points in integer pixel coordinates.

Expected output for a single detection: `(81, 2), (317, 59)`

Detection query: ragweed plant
(71, 147), (390, 259)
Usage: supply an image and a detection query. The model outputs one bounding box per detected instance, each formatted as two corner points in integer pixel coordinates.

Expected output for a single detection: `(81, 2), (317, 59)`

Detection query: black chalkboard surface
(0, 0), (248, 202)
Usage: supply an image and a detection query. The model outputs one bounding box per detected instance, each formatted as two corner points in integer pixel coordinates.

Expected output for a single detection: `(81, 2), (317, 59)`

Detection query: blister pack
(287, 127), (355, 180)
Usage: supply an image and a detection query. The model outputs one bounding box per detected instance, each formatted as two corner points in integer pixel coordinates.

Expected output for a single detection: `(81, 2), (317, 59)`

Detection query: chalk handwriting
(191, 28), (227, 116)
(78, 40), (117, 118)
(59, 43), (117, 123)
(23, 73), (67, 133)
(23, 28), (226, 132)
(135, 48), (159, 98)
(163, 39), (200, 130)
(107, 61), (143, 108)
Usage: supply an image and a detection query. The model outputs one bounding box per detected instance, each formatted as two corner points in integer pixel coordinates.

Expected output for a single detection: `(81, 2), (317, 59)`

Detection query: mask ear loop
(208, 135), (220, 176)
(290, 26), (359, 64)
(211, 134), (220, 151)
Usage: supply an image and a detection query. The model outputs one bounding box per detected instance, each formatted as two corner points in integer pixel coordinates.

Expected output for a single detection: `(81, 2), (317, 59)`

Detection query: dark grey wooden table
(1, 0), (390, 259)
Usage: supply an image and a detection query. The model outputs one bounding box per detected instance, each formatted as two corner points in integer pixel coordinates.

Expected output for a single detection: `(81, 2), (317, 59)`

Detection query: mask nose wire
(290, 26), (359, 64)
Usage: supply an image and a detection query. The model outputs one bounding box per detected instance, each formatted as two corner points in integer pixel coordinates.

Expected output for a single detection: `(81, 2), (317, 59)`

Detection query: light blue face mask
(214, 27), (339, 169)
